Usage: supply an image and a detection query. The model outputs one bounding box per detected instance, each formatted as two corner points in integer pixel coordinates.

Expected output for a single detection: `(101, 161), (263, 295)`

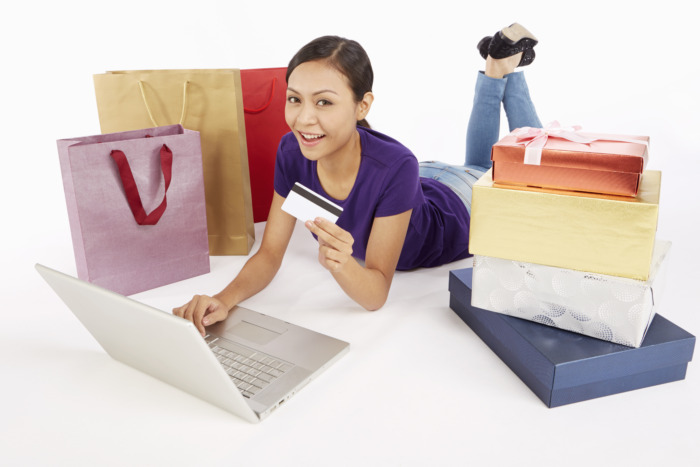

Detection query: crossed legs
(464, 54), (542, 171)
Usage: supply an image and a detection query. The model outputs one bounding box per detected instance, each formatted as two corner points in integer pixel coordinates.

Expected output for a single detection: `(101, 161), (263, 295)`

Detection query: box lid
(492, 132), (649, 174)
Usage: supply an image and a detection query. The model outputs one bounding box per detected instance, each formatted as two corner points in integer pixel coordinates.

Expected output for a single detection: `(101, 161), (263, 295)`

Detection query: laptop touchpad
(230, 321), (282, 345)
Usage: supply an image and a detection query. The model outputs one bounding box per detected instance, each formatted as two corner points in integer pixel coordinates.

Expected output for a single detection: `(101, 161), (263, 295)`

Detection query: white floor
(2, 2), (699, 466)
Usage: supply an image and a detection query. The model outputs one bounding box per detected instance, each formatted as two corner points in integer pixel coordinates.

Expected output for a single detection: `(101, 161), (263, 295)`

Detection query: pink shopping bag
(57, 124), (210, 295)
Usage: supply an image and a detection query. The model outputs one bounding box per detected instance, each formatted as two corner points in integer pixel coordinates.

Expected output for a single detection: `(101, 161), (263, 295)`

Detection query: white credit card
(281, 182), (343, 223)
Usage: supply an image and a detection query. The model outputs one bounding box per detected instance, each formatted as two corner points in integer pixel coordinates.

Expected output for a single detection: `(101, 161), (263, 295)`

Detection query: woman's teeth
(301, 133), (324, 140)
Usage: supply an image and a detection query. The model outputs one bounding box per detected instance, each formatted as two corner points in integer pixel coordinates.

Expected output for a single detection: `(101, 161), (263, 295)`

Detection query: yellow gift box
(469, 170), (661, 280)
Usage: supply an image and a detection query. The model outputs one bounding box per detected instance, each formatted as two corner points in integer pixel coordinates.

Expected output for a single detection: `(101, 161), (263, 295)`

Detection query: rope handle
(244, 78), (277, 114)
(110, 144), (173, 225)
(137, 81), (189, 127)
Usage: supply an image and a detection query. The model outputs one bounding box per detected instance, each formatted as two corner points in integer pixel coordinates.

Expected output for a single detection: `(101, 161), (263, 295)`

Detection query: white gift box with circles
(471, 240), (671, 347)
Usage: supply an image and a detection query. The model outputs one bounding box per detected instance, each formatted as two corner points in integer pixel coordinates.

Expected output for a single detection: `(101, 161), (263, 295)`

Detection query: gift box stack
(449, 123), (695, 407)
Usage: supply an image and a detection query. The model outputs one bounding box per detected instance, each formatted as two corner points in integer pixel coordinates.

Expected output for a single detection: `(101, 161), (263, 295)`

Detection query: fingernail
(203, 317), (209, 325)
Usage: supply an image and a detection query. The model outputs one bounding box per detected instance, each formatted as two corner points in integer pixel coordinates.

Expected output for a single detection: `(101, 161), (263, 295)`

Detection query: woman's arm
(173, 192), (296, 335)
(306, 209), (412, 311)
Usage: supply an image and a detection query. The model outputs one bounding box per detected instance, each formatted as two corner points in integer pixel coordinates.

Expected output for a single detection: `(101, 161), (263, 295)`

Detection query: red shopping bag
(57, 125), (210, 295)
(241, 68), (289, 223)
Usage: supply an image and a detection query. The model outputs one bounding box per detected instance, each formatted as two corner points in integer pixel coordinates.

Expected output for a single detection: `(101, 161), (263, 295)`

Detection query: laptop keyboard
(205, 336), (294, 399)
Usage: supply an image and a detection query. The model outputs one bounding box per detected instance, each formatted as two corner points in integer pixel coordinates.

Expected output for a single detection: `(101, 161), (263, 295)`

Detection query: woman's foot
(477, 23), (537, 71)
(489, 23), (538, 59)
(485, 53), (524, 79)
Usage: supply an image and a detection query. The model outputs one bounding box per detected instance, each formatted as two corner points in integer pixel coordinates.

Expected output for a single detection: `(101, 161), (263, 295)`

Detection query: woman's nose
(297, 102), (317, 125)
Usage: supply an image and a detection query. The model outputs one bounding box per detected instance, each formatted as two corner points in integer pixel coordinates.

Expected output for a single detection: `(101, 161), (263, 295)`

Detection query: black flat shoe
(488, 23), (538, 59)
(477, 35), (536, 67)
(518, 49), (536, 67)
(477, 36), (491, 60)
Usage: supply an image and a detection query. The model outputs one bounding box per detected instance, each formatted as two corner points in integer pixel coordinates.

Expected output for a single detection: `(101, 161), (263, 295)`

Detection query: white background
(2, 1), (699, 466)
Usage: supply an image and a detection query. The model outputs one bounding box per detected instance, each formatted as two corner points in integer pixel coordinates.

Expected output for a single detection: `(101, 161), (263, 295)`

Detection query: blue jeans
(419, 162), (483, 214)
(420, 71), (542, 213)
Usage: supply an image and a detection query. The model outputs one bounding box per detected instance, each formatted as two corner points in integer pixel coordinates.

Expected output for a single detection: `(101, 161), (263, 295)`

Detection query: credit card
(281, 182), (343, 223)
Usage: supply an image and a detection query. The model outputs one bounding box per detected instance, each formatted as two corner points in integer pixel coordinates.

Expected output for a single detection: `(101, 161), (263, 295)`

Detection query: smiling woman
(284, 60), (369, 201)
(286, 36), (374, 129)
(174, 28), (543, 330)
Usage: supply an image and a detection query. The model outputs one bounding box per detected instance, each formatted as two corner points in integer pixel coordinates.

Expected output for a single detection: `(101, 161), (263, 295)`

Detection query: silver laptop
(36, 264), (349, 423)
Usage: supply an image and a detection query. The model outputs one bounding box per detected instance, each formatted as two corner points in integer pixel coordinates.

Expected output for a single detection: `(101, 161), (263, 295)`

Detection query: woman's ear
(357, 92), (374, 121)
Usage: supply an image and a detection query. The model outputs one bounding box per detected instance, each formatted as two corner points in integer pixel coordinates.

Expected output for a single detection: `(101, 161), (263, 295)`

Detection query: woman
(174, 24), (542, 335)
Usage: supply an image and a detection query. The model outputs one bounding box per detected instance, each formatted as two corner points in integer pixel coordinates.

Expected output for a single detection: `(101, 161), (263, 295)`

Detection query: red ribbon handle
(110, 144), (173, 225)
(244, 78), (277, 114)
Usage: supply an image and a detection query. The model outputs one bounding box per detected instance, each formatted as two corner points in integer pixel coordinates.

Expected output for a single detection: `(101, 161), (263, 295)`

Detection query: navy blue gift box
(448, 268), (695, 408)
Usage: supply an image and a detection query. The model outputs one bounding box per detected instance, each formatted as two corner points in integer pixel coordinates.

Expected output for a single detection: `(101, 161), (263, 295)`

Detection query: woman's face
(285, 60), (369, 163)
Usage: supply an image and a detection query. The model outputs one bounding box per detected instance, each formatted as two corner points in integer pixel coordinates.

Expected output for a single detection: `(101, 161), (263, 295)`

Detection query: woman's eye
(287, 96), (300, 104)
(317, 99), (332, 107)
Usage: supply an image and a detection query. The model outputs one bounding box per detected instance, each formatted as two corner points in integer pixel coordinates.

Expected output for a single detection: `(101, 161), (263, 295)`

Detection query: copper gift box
(491, 130), (649, 196)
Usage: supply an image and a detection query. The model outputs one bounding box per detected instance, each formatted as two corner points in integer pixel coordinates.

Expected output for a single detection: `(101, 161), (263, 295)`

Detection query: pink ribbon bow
(512, 121), (598, 165)
(511, 121), (650, 166)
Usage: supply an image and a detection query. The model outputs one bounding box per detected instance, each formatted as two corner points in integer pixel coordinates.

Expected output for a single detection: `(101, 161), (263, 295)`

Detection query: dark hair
(286, 35), (373, 128)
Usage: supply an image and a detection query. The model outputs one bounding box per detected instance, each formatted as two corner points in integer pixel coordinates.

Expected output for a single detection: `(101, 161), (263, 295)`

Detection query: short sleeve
(273, 135), (296, 198)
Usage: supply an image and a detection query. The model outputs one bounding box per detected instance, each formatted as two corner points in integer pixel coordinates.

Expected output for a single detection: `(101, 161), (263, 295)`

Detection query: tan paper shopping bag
(94, 69), (255, 255)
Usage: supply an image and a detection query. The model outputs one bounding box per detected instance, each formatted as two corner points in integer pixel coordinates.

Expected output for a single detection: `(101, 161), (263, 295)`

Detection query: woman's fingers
(172, 295), (227, 336)
(306, 218), (353, 253)
(304, 217), (355, 272)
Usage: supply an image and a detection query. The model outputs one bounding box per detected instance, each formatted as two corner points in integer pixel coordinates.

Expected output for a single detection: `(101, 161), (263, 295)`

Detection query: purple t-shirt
(274, 126), (470, 269)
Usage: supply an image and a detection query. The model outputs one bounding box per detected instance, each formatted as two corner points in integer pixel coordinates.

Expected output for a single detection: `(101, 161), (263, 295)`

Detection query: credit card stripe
(291, 183), (343, 217)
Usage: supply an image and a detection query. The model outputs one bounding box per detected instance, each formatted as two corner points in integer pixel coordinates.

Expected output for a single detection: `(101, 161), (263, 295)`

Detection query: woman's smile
(285, 60), (365, 162)
(298, 131), (326, 146)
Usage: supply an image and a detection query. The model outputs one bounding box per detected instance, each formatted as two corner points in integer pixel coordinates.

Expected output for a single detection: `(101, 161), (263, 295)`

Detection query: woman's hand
(172, 295), (230, 337)
(305, 217), (354, 273)
(306, 211), (412, 311)
(170, 192), (296, 336)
